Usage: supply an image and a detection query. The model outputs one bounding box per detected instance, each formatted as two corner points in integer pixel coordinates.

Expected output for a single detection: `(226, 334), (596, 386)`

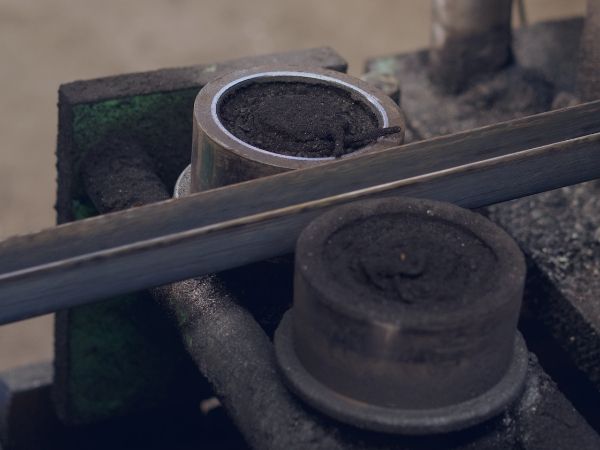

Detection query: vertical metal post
(429, 0), (514, 93)
(577, 0), (600, 101)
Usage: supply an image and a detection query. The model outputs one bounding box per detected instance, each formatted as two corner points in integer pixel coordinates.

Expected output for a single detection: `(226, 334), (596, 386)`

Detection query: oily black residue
(218, 81), (401, 158)
(323, 214), (498, 309)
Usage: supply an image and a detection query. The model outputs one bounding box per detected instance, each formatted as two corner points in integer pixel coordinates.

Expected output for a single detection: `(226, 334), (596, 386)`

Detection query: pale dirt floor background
(0, 0), (587, 370)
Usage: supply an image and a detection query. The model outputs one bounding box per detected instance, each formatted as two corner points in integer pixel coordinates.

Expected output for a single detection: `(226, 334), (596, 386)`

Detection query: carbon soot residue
(323, 214), (498, 309)
(218, 81), (399, 158)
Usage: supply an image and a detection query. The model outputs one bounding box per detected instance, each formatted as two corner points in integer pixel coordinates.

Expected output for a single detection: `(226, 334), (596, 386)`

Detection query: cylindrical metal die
(190, 66), (405, 193)
(275, 197), (528, 434)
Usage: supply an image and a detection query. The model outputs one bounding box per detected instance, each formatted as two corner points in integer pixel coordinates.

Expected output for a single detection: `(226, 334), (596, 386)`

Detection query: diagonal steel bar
(1, 101), (600, 324)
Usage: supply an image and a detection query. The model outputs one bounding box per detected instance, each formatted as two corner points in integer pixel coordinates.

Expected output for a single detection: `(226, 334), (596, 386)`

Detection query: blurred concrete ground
(0, 0), (586, 370)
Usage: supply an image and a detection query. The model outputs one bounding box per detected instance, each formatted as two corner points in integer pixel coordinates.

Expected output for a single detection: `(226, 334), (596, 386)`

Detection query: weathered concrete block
(54, 47), (347, 424)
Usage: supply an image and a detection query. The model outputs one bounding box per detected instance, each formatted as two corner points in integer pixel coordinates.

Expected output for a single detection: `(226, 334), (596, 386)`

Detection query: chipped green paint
(63, 87), (203, 423)
(72, 198), (98, 220)
(175, 304), (190, 325)
(185, 334), (194, 350)
(69, 293), (194, 422)
(73, 90), (195, 154)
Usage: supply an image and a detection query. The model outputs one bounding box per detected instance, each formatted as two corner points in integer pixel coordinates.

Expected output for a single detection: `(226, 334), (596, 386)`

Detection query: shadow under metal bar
(0, 100), (600, 324)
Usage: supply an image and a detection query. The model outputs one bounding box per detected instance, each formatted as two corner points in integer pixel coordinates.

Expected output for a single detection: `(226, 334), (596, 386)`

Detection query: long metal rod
(1, 101), (600, 324)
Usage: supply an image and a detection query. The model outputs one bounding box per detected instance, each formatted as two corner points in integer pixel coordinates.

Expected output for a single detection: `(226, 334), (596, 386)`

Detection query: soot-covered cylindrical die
(188, 66), (405, 192)
(275, 197), (528, 434)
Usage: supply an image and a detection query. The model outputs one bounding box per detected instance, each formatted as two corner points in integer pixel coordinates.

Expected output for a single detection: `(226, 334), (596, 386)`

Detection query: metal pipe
(152, 279), (351, 450)
(577, 0), (600, 101)
(429, 0), (514, 93)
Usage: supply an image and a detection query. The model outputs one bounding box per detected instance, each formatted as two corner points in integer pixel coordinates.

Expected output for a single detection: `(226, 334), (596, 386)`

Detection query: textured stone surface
(489, 183), (600, 390)
(54, 47), (347, 425)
